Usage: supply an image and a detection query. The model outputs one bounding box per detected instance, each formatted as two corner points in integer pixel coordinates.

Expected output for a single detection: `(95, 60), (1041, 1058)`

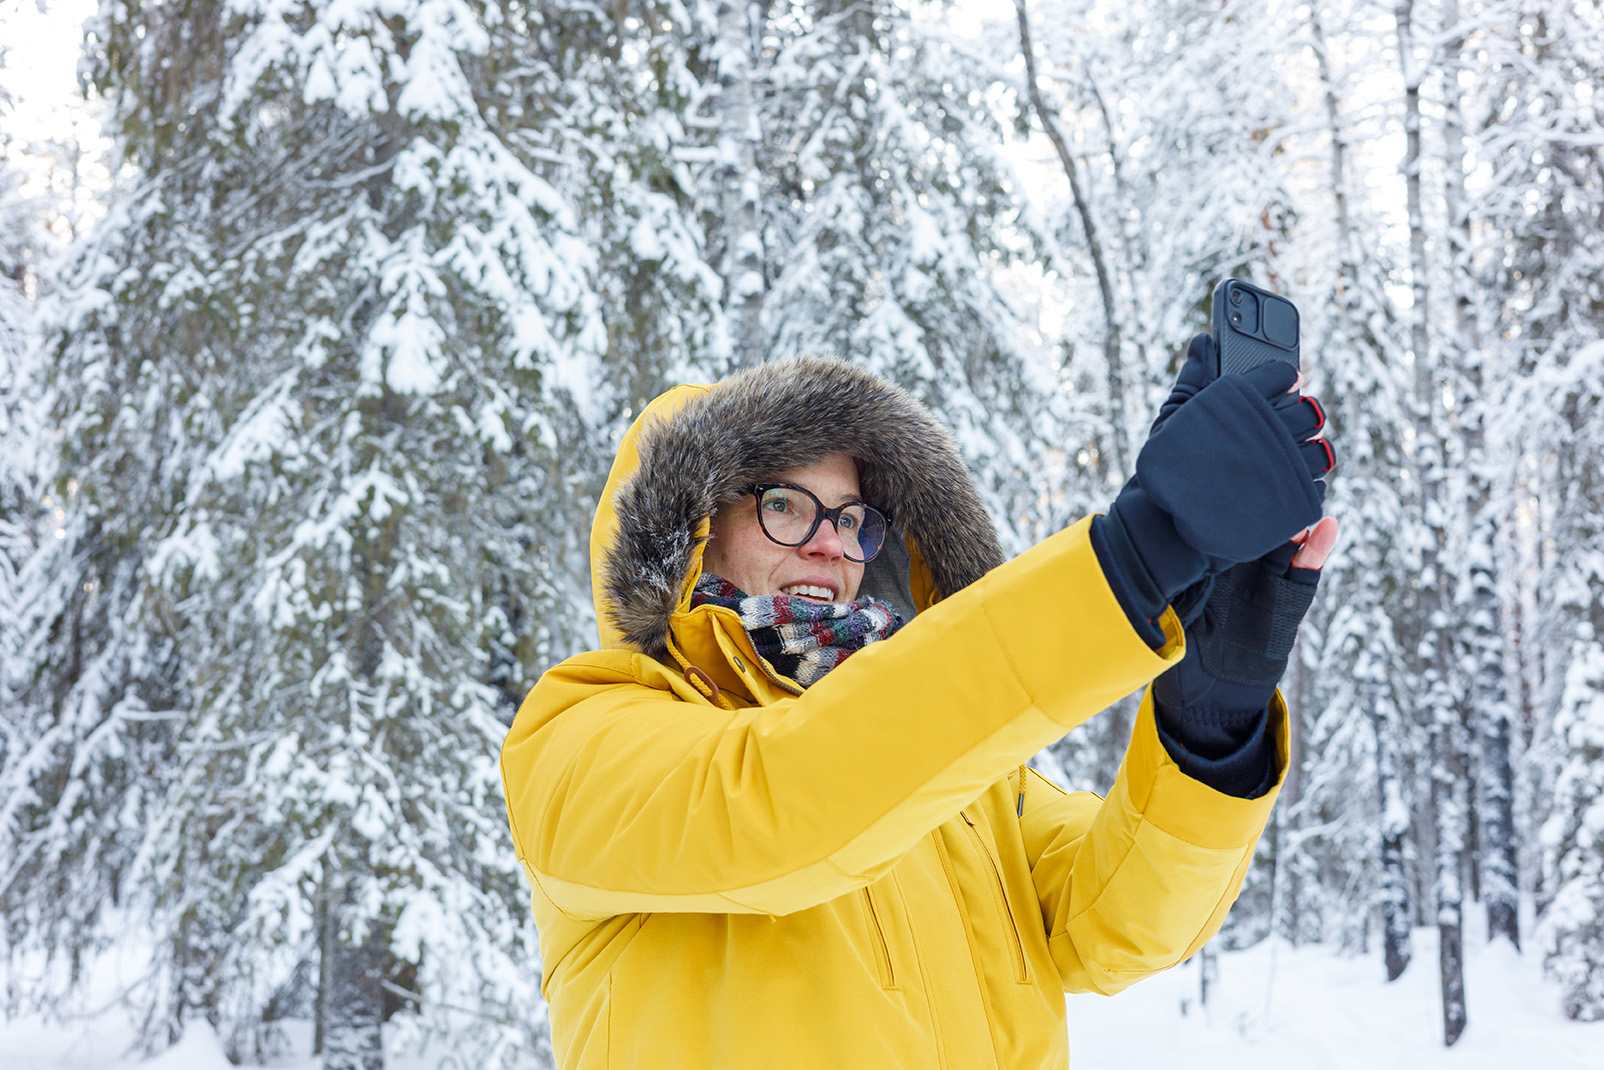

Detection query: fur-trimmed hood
(590, 357), (1006, 660)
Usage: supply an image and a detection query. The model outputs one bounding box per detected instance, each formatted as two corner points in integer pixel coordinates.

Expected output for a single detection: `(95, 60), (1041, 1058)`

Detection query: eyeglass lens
(755, 486), (887, 562)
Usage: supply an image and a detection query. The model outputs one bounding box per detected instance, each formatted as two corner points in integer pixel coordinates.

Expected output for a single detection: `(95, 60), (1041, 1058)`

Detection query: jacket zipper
(860, 886), (895, 988)
(960, 811), (1028, 983)
(751, 653), (804, 695)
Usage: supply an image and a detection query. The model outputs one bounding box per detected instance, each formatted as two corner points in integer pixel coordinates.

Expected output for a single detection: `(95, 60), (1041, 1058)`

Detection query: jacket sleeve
(501, 518), (1183, 920)
(1019, 688), (1285, 995)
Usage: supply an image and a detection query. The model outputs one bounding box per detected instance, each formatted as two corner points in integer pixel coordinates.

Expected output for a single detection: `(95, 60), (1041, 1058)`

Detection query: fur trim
(603, 357), (1005, 658)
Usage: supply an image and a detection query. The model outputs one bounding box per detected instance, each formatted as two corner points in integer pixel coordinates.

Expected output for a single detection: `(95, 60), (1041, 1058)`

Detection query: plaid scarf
(691, 574), (904, 688)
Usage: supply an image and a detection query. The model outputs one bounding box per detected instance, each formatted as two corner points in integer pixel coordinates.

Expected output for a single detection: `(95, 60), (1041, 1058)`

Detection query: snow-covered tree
(1543, 618), (1604, 1020)
(1473, 0), (1604, 1017)
(1526, 338), (1604, 1024)
(1, 0), (626, 1064)
(747, 0), (1067, 554)
(0, 27), (131, 1018)
(582, 0), (1080, 561)
(0, 68), (46, 829)
(549, 0), (729, 417)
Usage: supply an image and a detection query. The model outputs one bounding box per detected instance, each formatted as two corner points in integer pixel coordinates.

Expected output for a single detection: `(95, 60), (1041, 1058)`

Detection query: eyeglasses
(748, 483), (889, 563)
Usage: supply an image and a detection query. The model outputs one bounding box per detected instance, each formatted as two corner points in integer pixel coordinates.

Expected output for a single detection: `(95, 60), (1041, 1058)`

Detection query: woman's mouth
(781, 583), (836, 602)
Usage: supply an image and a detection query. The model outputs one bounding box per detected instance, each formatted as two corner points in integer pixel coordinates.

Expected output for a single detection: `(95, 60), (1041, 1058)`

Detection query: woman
(502, 346), (1335, 1069)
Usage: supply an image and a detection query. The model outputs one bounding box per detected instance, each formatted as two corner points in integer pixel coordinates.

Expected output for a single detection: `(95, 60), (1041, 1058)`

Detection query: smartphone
(1211, 279), (1300, 377)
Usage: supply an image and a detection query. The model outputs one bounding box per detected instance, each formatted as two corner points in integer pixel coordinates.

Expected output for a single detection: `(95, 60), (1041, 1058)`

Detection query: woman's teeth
(782, 584), (834, 601)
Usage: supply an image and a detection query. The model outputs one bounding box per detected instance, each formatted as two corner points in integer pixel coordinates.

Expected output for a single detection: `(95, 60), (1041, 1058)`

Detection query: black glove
(1152, 539), (1322, 798)
(1091, 334), (1333, 644)
(1139, 334), (1219, 627)
(1157, 539), (1318, 708)
(1133, 356), (1331, 568)
(1149, 332), (1216, 434)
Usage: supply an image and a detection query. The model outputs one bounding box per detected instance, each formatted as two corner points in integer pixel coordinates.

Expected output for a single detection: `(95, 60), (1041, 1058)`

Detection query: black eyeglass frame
(747, 482), (889, 563)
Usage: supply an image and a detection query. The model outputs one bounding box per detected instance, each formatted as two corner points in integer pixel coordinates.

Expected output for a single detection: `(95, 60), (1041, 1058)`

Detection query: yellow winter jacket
(501, 360), (1285, 1069)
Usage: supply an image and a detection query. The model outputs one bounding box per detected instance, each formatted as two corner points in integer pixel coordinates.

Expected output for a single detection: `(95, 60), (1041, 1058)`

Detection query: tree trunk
(1396, 3), (1466, 1039)
(1395, 0), (1430, 376)
(1014, 0), (1129, 475)
(714, 0), (765, 367)
(1440, 0), (1520, 950)
(1280, 645), (1306, 944)
(315, 880), (334, 1055)
(1478, 691), (1520, 945)
(1311, 15), (1415, 970)
(1431, 720), (1468, 1046)
(1370, 679), (1412, 981)
(1198, 942), (1218, 1010)
(322, 895), (387, 1070)
(1308, 3), (1359, 331)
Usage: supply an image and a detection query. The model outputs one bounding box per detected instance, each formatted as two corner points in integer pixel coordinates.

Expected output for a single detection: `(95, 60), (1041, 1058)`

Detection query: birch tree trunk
(714, 0), (765, 367)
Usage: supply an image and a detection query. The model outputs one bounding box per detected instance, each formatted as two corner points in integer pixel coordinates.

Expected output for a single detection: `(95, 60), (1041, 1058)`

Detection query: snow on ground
(5, 920), (1602, 1068)
(1066, 924), (1603, 1069)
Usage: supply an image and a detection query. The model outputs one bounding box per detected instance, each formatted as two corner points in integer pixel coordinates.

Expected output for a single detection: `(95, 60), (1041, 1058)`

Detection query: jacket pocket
(860, 886), (895, 989)
(961, 811), (1028, 983)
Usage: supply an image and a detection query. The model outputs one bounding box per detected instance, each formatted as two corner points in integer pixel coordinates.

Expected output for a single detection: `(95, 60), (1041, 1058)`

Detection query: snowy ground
(1064, 925), (1603, 1069)
(5, 922), (1601, 1068)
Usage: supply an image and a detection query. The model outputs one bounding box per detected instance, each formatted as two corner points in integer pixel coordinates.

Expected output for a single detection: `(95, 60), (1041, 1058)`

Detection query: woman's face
(703, 452), (866, 604)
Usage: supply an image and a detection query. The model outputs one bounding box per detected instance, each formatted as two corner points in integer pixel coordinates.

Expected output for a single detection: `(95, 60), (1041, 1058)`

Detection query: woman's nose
(801, 518), (846, 559)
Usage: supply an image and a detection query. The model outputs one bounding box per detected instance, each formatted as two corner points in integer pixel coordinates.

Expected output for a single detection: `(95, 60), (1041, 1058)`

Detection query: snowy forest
(0, 0), (1601, 1067)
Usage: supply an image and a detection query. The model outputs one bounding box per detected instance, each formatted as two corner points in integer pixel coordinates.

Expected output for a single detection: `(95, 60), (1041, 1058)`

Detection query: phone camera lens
(1230, 289), (1245, 306)
(1231, 312), (1243, 325)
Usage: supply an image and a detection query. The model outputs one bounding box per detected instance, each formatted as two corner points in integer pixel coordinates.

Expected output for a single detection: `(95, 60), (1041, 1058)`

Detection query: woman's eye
(837, 513), (860, 532)
(763, 497), (791, 513)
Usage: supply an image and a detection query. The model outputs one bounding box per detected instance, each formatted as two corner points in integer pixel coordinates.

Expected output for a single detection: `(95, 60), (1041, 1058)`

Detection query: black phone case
(1212, 279), (1301, 377)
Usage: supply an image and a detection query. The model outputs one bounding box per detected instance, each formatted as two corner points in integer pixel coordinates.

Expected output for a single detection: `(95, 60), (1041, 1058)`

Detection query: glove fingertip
(1239, 359), (1300, 396)
(1182, 334), (1217, 387)
(1305, 395), (1326, 432)
(1288, 565), (1322, 587)
(1300, 438), (1336, 478)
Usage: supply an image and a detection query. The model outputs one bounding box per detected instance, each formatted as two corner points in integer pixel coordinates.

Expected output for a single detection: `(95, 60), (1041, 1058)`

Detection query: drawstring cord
(685, 665), (721, 704)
